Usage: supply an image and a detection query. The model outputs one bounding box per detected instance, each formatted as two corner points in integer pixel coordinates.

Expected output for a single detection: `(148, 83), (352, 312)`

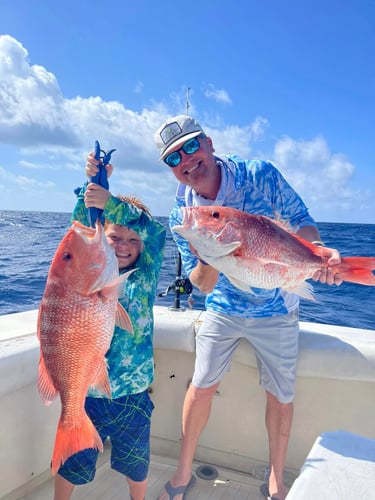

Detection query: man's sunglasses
(164, 134), (205, 168)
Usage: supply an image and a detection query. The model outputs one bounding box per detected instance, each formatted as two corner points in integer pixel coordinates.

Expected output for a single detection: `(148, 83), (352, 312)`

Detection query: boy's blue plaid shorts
(57, 390), (154, 484)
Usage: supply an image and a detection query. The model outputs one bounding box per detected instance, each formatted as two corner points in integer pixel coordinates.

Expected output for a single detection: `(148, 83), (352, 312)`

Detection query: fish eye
(211, 211), (220, 219)
(63, 252), (72, 262)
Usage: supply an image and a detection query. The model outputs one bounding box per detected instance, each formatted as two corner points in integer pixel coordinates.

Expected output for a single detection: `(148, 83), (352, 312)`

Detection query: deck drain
(196, 464), (218, 480)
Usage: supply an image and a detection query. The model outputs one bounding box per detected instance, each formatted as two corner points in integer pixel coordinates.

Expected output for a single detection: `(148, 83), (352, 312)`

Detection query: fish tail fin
(338, 257), (375, 286)
(51, 414), (103, 475)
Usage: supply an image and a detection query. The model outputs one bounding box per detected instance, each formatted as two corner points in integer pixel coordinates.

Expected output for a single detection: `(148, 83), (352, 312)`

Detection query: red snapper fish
(37, 220), (134, 475)
(172, 206), (375, 300)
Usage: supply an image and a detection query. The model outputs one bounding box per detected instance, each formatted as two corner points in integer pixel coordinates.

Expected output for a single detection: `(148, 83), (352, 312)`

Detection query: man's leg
(54, 473), (75, 500)
(157, 381), (220, 500)
(265, 391), (293, 500)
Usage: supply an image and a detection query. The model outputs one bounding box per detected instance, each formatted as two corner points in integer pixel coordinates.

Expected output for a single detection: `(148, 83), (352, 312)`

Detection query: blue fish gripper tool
(88, 140), (116, 227)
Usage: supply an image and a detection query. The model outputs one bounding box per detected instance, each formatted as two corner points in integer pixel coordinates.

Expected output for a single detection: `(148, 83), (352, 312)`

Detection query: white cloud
(0, 166), (55, 189)
(203, 83), (232, 105)
(0, 35), (164, 154)
(272, 135), (363, 219)
(0, 35), (65, 143)
(0, 35), (370, 221)
(134, 80), (144, 93)
(208, 116), (268, 158)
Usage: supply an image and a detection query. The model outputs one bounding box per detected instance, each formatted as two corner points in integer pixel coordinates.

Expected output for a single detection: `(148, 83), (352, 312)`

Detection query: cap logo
(160, 121), (182, 145)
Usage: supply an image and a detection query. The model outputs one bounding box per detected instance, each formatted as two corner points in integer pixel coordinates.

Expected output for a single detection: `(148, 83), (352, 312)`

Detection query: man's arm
(189, 262), (219, 294)
(296, 225), (343, 286)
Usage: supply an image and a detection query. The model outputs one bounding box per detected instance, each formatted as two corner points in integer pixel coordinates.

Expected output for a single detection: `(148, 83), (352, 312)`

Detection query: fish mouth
(71, 220), (119, 291)
(178, 207), (196, 232)
(71, 219), (116, 267)
(179, 208), (223, 239)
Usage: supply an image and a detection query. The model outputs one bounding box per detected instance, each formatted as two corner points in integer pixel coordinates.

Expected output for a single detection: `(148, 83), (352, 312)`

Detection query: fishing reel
(158, 275), (194, 311)
(158, 251), (194, 310)
(158, 277), (193, 299)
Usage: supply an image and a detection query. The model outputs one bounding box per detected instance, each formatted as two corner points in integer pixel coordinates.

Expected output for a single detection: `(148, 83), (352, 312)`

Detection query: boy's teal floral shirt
(72, 187), (166, 398)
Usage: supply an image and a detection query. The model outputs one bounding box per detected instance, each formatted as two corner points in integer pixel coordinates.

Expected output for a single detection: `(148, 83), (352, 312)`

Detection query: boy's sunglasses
(164, 134), (205, 168)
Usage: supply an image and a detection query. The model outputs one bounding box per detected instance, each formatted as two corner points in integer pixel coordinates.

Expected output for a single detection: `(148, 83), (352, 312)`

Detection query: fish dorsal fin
(291, 234), (333, 260)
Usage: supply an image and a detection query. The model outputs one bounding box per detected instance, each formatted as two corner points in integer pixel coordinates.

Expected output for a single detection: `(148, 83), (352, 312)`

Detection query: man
(154, 115), (342, 500)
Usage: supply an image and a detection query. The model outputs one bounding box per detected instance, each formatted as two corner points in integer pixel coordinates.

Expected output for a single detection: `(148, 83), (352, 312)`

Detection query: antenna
(186, 87), (191, 115)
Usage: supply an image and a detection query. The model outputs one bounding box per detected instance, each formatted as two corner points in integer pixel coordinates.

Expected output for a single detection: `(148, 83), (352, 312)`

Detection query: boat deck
(4, 444), (281, 500)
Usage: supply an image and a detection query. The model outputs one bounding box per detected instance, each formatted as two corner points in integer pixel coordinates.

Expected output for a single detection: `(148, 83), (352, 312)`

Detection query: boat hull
(1, 306), (375, 497)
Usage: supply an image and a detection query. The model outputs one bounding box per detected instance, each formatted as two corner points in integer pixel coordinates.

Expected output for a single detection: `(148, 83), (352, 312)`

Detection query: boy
(54, 153), (166, 500)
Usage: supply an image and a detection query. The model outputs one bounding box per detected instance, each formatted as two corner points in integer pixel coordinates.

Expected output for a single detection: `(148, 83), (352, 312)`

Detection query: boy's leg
(54, 473), (75, 500)
(127, 476), (147, 500)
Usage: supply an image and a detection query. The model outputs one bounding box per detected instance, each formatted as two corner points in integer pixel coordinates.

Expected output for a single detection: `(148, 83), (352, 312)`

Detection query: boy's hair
(117, 194), (151, 216)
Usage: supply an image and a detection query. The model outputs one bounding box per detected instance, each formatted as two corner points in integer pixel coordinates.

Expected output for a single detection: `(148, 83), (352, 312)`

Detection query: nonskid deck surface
(5, 446), (292, 500)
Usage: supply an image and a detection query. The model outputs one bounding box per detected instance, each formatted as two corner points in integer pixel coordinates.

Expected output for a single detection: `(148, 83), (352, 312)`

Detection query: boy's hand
(85, 152), (114, 179)
(84, 183), (111, 209)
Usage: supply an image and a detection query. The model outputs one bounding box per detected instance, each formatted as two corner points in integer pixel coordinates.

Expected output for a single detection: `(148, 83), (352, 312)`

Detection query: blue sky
(0, 0), (374, 222)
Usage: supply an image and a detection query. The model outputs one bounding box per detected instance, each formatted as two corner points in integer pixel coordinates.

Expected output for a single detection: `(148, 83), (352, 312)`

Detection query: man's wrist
(198, 258), (209, 266)
(312, 240), (325, 247)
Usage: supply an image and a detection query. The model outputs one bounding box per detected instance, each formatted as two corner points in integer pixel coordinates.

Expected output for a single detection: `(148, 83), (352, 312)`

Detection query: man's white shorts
(192, 309), (299, 403)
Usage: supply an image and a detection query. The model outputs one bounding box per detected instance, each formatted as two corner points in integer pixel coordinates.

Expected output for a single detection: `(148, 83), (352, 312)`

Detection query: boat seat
(286, 430), (375, 499)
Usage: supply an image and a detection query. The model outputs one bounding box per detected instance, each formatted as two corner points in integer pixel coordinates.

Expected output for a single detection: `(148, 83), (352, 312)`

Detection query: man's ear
(206, 136), (215, 153)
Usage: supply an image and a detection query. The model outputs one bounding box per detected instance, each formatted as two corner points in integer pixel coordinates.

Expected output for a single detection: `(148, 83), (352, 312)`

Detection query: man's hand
(189, 262), (219, 294)
(311, 247), (343, 285)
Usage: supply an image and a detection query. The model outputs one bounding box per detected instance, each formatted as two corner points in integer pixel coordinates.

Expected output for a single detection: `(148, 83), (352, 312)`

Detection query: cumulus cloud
(134, 80), (144, 93)
(0, 35), (164, 154)
(0, 35), (370, 221)
(208, 116), (269, 158)
(273, 135), (362, 218)
(0, 35), (72, 146)
(0, 165), (55, 189)
(203, 83), (232, 105)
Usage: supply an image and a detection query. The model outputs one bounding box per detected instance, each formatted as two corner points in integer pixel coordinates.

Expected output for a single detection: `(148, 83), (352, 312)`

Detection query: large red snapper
(173, 206), (375, 300)
(37, 220), (134, 475)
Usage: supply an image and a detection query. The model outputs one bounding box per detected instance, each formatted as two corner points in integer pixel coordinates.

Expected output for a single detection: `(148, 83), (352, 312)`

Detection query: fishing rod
(158, 252), (193, 311)
(158, 87), (194, 310)
(88, 140), (116, 227)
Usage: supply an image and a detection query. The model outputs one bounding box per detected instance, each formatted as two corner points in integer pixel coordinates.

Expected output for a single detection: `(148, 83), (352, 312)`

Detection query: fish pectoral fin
(285, 281), (316, 301)
(116, 303), (134, 334)
(38, 355), (58, 405)
(200, 241), (241, 261)
(91, 362), (111, 397)
(99, 268), (138, 299)
(226, 275), (256, 293)
(216, 241), (242, 257)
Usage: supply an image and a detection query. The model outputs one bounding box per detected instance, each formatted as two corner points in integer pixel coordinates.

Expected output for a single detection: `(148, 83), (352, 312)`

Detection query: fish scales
(37, 220), (134, 474)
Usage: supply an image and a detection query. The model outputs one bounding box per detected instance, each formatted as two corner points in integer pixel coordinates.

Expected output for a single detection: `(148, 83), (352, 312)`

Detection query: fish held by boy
(37, 220), (135, 475)
(172, 206), (375, 300)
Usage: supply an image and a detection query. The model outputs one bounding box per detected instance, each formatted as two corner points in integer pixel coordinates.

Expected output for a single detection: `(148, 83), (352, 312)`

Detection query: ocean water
(0, 210), (374, 330)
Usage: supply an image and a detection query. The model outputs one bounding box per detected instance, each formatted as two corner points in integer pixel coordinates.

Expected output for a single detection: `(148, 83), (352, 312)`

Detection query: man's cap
(154, 115), (205, 160)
